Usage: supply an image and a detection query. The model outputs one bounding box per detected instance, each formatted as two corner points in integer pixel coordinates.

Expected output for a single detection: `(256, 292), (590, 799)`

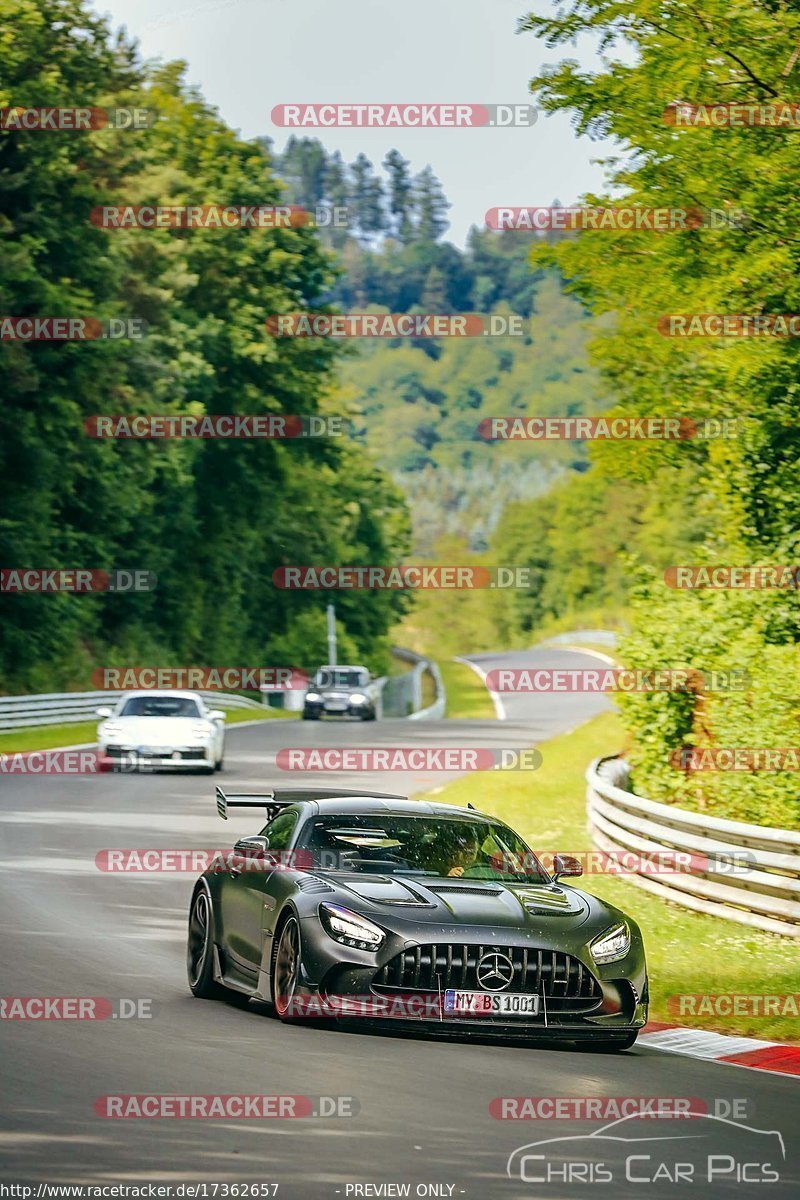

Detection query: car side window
(260, 811), (298, 850)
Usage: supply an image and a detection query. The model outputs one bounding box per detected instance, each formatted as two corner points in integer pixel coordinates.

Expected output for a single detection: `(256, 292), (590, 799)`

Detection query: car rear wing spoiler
(215, 786), (407, 820)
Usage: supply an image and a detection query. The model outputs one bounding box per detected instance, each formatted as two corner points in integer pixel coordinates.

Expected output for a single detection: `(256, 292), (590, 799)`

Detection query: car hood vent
(296, 875), (335, 894)
(429, 884), (503, 896)
(514, 886), (586, 916)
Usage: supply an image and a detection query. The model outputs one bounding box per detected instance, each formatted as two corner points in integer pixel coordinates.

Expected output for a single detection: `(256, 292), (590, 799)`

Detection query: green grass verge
(423, 709), (799, 1043)
(438, 659), (496, 720)
(0, 704), (293, 755)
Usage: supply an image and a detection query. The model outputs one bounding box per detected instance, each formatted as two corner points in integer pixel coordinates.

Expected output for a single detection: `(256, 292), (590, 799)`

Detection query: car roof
(305, 796), (496, 821)
(117, 690), (204, 701)
(315, 665), (368, 672)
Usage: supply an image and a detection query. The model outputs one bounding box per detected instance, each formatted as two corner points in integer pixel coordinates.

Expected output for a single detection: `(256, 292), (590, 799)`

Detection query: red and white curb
(639, 1022), (800, 1077)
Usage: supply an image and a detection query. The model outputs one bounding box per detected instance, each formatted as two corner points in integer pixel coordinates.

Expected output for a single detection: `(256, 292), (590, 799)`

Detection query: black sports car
(302, 665), (376, 721)
(187, 787), (648, 1049)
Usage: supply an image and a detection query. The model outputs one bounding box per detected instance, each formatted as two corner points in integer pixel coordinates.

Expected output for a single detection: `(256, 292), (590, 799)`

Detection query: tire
(214, 752), (224, 772)
(271, 913), (302, 1022)
(187, 887), (228, 999)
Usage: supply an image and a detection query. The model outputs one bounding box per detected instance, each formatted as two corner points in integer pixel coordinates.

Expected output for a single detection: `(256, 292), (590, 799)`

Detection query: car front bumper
(99, 745), (213, 771)
(289, 917), (648, 1035)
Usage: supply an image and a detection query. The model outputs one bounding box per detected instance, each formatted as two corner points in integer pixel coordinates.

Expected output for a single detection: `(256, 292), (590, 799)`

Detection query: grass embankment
(0, 705), (293, 755)
(423, 709), (799, 1043)
(438, 659), (497, 720)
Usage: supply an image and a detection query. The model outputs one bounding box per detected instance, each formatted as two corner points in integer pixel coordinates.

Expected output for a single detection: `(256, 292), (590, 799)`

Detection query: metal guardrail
(0, 651), (447, 731)
(586, 755), (800, 938)
(391, 647), (446, 720)
(0, 689), (263, 730)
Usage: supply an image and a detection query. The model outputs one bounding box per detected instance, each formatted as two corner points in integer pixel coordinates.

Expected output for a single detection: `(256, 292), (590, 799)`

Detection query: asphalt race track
(1, 647), (797, 1198)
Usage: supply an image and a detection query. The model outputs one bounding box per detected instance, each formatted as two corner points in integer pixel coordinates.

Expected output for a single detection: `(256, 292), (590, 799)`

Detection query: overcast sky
(90, 0), (614, 245)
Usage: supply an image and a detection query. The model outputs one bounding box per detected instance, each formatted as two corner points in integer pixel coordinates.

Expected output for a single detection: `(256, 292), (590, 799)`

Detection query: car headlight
(305, 692), (321, 703)
(319, 903), (385, 951)
(349, 693), (367, 704)
(102, 723), (121, 735)
(590, 922), (630, 964)
(192, 722), (212, 736)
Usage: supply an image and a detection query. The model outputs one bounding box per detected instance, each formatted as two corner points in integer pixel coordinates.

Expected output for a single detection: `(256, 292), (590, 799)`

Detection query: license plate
(444, 990), (540, 1017)
(137, 747), (166, 756)
(325, 703), (347, 712)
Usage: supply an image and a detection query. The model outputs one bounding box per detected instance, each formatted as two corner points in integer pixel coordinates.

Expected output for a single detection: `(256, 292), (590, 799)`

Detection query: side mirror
(96, 707), (113, 719)
(208, 710), (225, 721)
(553, 853), (583, 881)
(232, 835), (271, 860)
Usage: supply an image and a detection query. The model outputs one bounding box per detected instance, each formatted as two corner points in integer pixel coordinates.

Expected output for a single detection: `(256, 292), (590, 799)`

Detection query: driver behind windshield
(445, 827), (481, 877)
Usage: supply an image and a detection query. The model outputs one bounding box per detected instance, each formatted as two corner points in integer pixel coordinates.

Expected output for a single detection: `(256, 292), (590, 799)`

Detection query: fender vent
(296, 876), (334, 894)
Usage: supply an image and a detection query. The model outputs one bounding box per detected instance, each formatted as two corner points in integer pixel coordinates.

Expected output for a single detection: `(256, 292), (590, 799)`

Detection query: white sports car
(96, 690), (226, 773)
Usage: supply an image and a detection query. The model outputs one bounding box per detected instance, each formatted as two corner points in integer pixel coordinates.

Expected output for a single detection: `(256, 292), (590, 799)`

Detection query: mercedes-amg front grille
(372, 944), (601, 1011)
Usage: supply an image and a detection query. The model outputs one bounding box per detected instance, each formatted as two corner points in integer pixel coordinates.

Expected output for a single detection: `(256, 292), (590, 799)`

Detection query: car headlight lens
(319, 903), (385, 951)
(192, 722), (212, 736)
(102, 723), (121, 734)
(349, 693), (367, 704)
(306, 692), (321, 703)
(590, 922), (630, 964)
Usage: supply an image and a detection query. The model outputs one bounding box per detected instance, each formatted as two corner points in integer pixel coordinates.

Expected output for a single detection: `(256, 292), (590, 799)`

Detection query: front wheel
(272, 915), (302, 1021)
(187, 888), (228, 999)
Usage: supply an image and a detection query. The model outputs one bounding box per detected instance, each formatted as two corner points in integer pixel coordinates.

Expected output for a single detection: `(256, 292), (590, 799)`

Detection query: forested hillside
(0, 1), (410, 692)
(267, 137), (609, 551)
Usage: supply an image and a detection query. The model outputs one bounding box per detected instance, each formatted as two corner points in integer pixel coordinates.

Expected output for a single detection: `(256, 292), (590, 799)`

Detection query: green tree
(383, 149), (414, 243)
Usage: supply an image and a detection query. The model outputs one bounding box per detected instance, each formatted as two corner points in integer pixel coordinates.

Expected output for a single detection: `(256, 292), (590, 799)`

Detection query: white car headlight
(590, 922), (630, 964)
(306, 692), (321, 702)
(349, 693), (367, 704)
(319, 903), (385, 950)
(192, 722), (212, 737)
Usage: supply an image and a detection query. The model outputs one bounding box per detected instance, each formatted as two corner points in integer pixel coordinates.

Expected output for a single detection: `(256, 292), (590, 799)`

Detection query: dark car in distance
(187, 788), (648, 1050)
(302, 665), (376, 721)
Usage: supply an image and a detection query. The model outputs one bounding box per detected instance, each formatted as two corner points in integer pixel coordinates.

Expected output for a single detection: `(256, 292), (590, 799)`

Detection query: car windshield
(296, 813), (549, 883)
(314, 669), (367, 688)
(119, 696), (201, 718)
